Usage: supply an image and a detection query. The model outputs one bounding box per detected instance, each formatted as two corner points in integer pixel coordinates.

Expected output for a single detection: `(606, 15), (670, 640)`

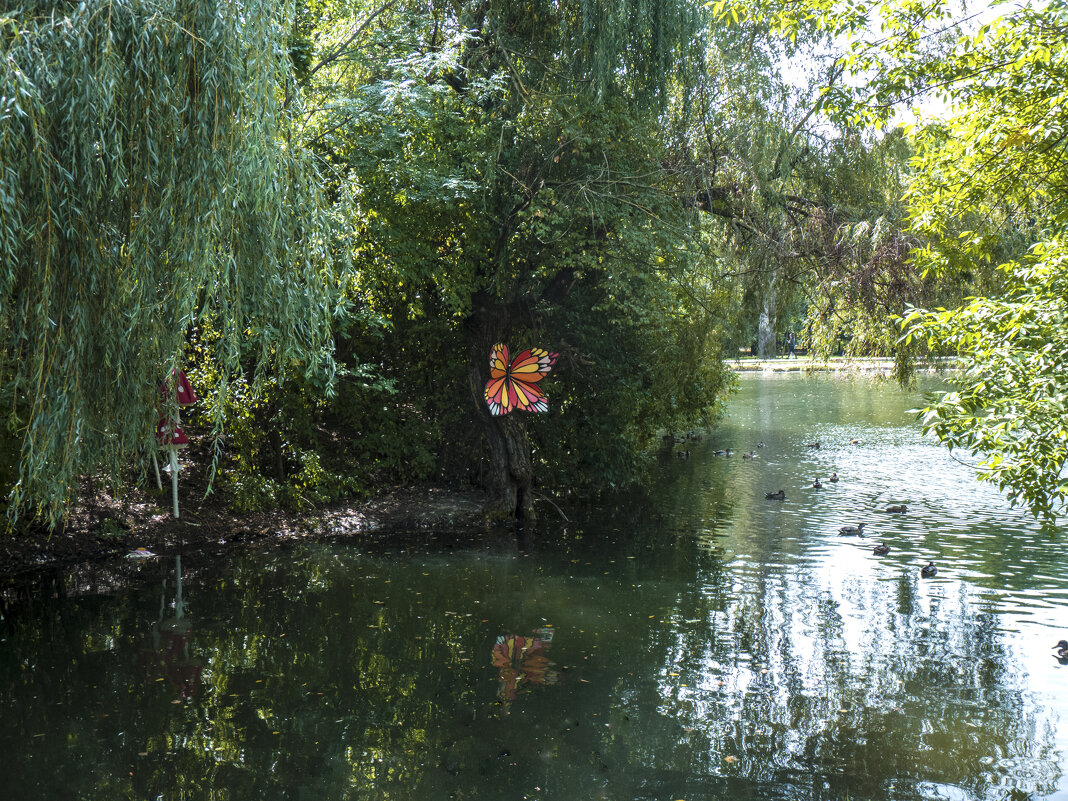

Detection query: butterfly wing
(488, 343), (510, 379)
(507, 373), (549, 413)
(484, 374), (513, 416)
(508, 348), (557, 383)
(485, 343), (514, 415)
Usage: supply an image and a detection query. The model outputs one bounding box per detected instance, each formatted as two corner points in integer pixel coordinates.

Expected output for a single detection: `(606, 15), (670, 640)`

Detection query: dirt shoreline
(0, 474), (489, 581)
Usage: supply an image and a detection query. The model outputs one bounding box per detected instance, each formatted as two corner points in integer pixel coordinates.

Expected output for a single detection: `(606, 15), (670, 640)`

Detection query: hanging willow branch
(0, 0), (343, 525)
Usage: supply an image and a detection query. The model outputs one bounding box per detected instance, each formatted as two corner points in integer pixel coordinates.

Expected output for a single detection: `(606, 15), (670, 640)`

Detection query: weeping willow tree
(659, 2), (931, 362)
(656, 2), (846, 359)
(0, 1), (341, 526)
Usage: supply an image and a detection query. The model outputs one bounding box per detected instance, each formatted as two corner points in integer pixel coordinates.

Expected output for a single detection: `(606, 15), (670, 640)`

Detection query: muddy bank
(0, 472), (489, 580)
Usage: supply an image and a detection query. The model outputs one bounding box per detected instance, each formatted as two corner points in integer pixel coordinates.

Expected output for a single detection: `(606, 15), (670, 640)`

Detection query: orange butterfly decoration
(484, 343), (559, 416)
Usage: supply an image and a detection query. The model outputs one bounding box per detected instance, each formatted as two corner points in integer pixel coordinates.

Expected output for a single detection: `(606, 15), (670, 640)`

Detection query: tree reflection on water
(0, 533), (1062, 801)
(644, 546), (1062, 800)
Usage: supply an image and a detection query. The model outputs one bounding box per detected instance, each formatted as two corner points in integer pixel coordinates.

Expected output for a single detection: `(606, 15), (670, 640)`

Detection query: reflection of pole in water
(137, 555), (202, 700)
(174, 554), (184, 621)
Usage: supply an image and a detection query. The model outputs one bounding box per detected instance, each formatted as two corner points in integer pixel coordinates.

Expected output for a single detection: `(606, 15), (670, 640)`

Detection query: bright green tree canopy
(900, 1), (1068, 521)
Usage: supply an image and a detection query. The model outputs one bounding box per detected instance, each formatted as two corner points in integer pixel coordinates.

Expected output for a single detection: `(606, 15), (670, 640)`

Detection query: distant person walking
(787, 331), (796, 359)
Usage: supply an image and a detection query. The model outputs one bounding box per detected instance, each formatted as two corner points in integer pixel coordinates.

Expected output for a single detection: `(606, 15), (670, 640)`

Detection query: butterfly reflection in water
(484, 343), (559, 416)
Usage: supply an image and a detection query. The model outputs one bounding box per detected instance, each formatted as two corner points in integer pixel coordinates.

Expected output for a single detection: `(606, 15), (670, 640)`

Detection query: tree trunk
(464, 299), (538, 521)
(758, 271), (778, 359)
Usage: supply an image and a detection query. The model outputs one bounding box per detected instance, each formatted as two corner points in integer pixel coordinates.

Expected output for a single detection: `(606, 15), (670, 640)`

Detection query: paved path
(729, 357), (951, 373)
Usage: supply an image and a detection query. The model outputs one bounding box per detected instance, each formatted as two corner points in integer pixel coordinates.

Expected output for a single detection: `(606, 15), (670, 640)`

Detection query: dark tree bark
(464, 294), (538, 521)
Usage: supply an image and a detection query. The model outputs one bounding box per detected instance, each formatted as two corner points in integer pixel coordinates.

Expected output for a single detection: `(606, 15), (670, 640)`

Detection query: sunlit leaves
(889, 1), (1068, 520)
(903, 240), (1068, 521)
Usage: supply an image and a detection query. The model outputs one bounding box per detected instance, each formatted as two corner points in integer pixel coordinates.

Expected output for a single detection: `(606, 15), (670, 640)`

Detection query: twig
(534, 492), (569, 522)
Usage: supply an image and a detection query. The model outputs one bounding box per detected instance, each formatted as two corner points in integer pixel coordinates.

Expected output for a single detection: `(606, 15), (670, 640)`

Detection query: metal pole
(170, 448), (180, 518)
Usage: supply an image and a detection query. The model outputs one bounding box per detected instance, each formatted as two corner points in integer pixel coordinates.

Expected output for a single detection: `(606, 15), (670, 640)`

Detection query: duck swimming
(872, 543), (890, 555)
(806, 441), (821, 449)
(921, 561), (938, 578)
(1054, 640), (1068, 657)
(828, 472), (839, 483)
(883, 504), (907, 514)
(838, 522), (866, 535)
(742, 451), (757, 459)
(765, 490), (786, 500)
(812, 478), (822, 488)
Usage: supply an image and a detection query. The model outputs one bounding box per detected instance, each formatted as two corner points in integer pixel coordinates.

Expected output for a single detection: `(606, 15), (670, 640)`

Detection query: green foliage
(657, 0), (924, 359)
(896, 0), (1068, 519)
(3, 0), (949, 521)
(296, 0), (736, 494)
(902, 243), (1068, 521)
(535, 275), (733, 490)
(184, 319), (445, 513)
(0, 0), (344, 524)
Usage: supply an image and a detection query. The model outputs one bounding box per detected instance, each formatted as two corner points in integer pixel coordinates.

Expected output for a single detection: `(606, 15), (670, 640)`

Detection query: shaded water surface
(2, 373), (1066, 800)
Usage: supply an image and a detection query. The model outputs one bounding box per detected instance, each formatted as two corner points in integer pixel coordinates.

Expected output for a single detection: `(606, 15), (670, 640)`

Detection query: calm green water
(2, 373), (1067, 801)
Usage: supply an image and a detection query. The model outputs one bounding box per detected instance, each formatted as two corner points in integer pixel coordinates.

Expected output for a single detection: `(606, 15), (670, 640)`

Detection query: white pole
(170, 447), (180, 518)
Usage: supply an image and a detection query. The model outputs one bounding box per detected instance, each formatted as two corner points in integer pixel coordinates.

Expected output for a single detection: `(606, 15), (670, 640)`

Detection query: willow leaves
(0, 0), (342, 523)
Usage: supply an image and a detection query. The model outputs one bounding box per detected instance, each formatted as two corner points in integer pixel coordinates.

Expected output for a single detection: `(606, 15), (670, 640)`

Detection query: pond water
(2, 373), (1066, 801)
